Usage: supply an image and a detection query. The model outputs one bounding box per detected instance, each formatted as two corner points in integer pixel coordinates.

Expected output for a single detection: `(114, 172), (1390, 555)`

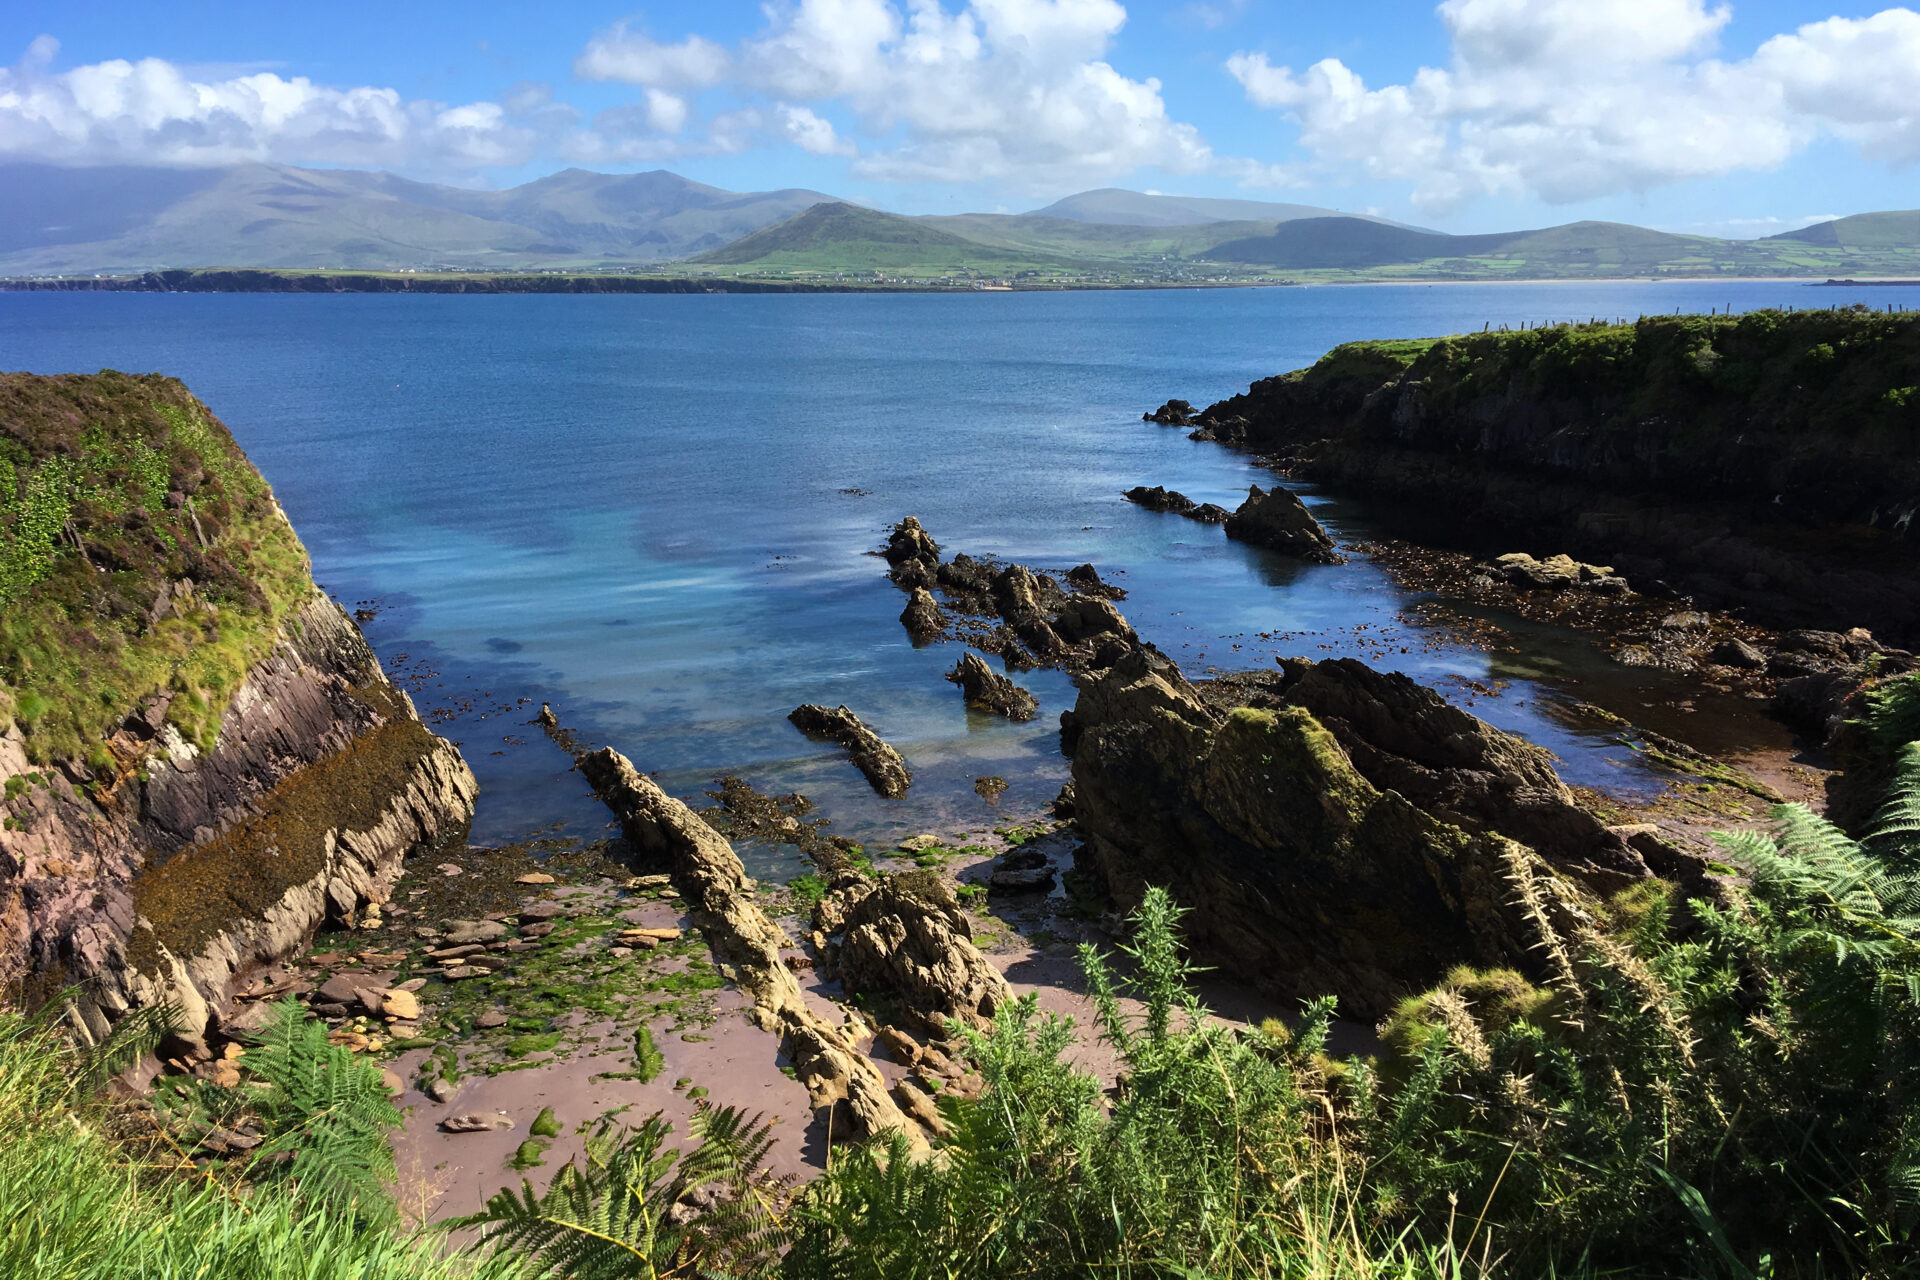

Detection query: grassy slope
(0, 372), (312, 764)
(690, 202), (1080, 273)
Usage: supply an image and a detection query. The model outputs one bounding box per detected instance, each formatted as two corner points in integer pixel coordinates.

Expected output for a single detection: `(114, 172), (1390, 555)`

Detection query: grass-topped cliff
(1193, 306), (1920, 639)
(0, 372), (311, 764)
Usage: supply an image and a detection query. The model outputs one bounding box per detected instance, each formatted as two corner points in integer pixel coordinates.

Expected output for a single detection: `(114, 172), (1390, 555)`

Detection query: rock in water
(899, 587), (948, 642)
(1143, 399), (1196, 425)
(813, 871), (1012, 1037)
(1223, 484), (1344, 563)
(884, 516), (942, 589)
(946, 652), (1038, 721)
(577, 746), (924, 1147)
(1124, 485), (1199, 515)
(1066, 647), (1635, 1017)
(787, 705), (912, 798)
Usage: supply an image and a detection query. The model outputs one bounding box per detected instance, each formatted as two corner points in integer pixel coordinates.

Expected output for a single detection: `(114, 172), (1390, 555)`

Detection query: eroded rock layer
(1, 592), (475, 1039)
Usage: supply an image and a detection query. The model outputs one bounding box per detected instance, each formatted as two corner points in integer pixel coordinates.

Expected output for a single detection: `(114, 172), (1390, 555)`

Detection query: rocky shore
(1169, 311), (1920, 645)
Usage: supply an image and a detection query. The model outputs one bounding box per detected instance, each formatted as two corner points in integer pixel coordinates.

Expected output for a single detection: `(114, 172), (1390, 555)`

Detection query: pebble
(475, 1010), (509, 1028)
(516, 872), (555, 884)
(437, 863), (464, 877)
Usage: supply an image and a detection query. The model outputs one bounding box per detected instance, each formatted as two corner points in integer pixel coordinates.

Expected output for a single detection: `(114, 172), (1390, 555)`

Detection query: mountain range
(2, 161), (1917, 282)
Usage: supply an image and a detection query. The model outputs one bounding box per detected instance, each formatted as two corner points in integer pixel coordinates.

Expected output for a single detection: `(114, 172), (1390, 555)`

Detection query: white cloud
(573, 23), (730, 91)
(577, 0), (1216, 190)
(1228, 1), (1920, 212)
(0, 36), (539, 172)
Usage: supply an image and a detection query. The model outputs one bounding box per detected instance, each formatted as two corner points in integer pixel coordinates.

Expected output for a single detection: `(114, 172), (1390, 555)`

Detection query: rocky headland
(1174, 309), (1920, 645)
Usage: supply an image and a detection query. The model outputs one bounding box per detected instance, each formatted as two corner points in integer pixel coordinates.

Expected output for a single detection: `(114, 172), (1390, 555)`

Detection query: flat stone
(381, 989), (421, 1020)
(442, 919), (509, 946)
(429, 943), (485, 960)
(437, 863), (464, 877)
(624, 874), (673, 890)
(989, 865), (1056, 892)
(518, 921), (557, 938)
(440, 966), (481, 980)
(516, 872), (555, 884)
(316, 975), (366, 1005)
(394, 977), (429, 993)
(380, 1069), (405, 1095)
(474, 1009), (509, 1029)
(519, 902), (565, 922)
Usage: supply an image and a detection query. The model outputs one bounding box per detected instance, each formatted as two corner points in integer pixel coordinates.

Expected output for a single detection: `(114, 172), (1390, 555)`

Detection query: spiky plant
(457, 1104), (787, 1279)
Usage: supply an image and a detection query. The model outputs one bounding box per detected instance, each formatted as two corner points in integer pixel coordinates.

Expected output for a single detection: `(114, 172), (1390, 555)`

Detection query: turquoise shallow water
(6, 281), (1920, 874)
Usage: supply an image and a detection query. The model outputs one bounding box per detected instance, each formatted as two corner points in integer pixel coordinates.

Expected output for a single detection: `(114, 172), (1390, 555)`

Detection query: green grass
(0, 372), (314, 762)
(0, 1000), (521, 1280)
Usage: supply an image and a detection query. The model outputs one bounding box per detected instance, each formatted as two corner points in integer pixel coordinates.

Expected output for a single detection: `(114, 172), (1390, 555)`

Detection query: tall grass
(0, 999), (519, 1280)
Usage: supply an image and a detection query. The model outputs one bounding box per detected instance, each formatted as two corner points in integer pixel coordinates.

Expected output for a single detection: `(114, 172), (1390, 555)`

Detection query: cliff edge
(0, 372), (475, 1041)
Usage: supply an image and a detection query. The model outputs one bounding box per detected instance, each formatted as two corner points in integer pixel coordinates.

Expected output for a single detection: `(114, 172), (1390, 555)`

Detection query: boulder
(818, 871), (1012, 1036)
(1143, 399), (1196, 425)
(1053, 597), (1136, 645)
(1223, 485), (1343, 564)
(787, 704), (912, 798)
(899, 588), (948, 642)
(1066, 648), (1615, 1017)
(946, 652), (1038, 721)
(1710, 637), (1768, 669)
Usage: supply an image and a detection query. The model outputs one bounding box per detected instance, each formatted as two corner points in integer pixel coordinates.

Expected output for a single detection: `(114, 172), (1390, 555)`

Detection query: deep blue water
(6, 281), (1919, 871)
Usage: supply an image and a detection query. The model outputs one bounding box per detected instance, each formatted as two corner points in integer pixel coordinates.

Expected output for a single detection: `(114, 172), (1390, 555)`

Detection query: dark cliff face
(1193, 311), (1920, 641)
(0, 373), (474, 1038)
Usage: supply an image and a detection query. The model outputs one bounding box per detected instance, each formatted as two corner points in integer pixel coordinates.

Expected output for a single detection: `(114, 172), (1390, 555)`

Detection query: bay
(6, 280), (1918, 874)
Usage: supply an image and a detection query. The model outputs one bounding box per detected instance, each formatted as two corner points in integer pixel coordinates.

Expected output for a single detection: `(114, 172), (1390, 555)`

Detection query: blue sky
(3, 0), (1916, 234)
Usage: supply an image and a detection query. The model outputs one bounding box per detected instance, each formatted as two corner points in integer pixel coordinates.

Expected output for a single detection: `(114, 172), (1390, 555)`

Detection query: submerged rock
(946, 652), (1038, 721)
(787, 704), (912, 798)
(1124, 485), (1231, 524)
(1223, 484), (1344, 564)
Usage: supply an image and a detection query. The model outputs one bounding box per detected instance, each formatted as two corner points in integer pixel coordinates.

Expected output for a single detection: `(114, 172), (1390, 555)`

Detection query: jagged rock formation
(876, 517), (1139, 674)
(1176, 313), (1920, 643)
(0, 374), (474, 1039)
(946, 653), (1037, 721)
(1123, 485), (1230, 523)
(811, 870), (1011, 1037)
(1143, 399), (1196, 426)
(1064, 564), (1125, 600)
(1223, 485), (1344, 563)
(883, 515), (941, 590)
(787, 704), (912, 798)
(1491, 552), (1630, 594)
(1063, 647), (1689, 1016)
(576, 747), (923, 1146)
(899, 587), (948, 642)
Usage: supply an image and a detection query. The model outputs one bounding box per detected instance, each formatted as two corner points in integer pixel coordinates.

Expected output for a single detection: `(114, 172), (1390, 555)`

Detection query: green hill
(1771, 211), (1920, 253)
(919, 213), (1278, 261)
(689, 202), (1071, 272)
(1024, 187), (1414, 228)
(1203, 217), (1724, 273)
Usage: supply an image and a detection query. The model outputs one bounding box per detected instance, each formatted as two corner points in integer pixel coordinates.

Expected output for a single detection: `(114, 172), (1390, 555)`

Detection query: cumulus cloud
(1228, 0), (1920, 212)
(577, 0), (1215, 190)
(0, 35), (540, 172)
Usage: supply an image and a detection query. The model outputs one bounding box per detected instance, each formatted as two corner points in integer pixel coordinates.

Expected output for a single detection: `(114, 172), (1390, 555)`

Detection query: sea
(7, 280), (1920, 877)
